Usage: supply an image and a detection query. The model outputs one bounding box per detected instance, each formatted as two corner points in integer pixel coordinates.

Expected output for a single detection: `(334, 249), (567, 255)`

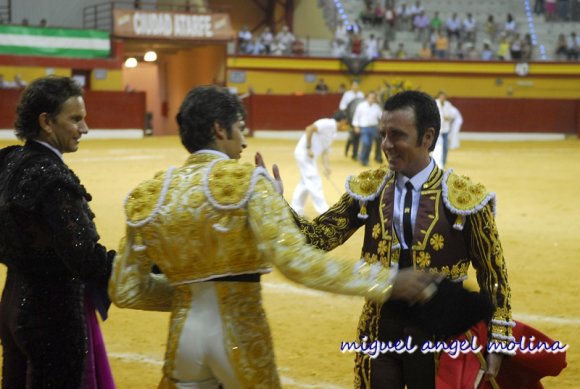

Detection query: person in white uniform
(433, 91), (462, 168)
(339, 81), (365, 159)
(352, 91), (383, 166)
(291, 111), (348, 215)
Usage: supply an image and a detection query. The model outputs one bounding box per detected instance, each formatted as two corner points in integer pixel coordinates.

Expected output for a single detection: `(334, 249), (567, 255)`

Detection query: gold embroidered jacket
(293, 164), (513, 349)
(108, 152), (398, 311)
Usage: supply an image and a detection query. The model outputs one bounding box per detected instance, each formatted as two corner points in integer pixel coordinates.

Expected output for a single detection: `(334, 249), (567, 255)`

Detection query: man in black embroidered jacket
(0, 76), (115, 388)
(290, 91), (512, 389)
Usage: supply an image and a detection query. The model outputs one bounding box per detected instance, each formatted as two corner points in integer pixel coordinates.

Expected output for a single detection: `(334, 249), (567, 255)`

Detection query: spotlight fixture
(124, 57), (138, 68)
(144, 50), (157, 62)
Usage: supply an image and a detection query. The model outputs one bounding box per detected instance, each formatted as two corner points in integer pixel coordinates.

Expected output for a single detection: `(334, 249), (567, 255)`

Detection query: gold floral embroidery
(372, 223), (381, 239)
(377, 240), (388, 256)
(363, 252), (379, 264)
(429, 233), (444, 251)
(415, 251), (431, 268)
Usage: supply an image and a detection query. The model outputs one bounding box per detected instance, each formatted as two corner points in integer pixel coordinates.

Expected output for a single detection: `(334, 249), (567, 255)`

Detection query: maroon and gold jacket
(293, 164), (513, 377)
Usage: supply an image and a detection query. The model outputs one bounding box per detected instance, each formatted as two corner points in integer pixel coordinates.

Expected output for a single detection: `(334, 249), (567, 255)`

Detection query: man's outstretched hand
(255, 152), (284, 195)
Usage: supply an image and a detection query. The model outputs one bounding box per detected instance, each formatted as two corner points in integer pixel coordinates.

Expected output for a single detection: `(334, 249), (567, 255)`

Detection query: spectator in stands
(291, 37), (305, 56)
(384, 4), (397, 40)
(133, 0), (141, 9)
(418, 42), (432, 59)
(566, 31), (579, 60)
(350, 33), (363, 56)
(558, 0), (570, 21)
(545, 0), (557, 21)
(270, 38), (286, 56)
(481, 42), (495, 60)
(395, 42), (408, 59)
(314, 78), (329, 94)
(510, 33), (523, 61)
(39, 18), (47, 27)
(434, 30), (449, 59)
(504, 13), (517, 37)
(555, 33), (568, 59)
(381, 40), (394, 58)
(430, 11), (443, 32)
(331, 38), (347, 57)
(522, 33), (534, 60)
(259, 27), (274, 54)
(534, 0), (545, 15)
(373, 3), (386, 27)
(245, 37), (265, 55)
(338, 83), (346, 94)
(446, 13), (461, 41)
(365, 33), (381, 59)
(484, 14), (497, 43)
(462, 13), (477, 43)
(413, 10), (430, 41)
(335, 19), (349, 44)
(237, 26), (253, 54)
(396, 2), (412, 30)
(453, 41), (466, 60)
(409, 0), (424, 30)
(21, 18), (29, 26)
(276, 25), (296, 55)
(466, 43), (480, 60)
(496, 34), (511, 60)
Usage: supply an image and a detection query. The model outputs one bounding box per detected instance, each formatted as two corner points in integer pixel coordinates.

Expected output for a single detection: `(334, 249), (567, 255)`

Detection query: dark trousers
(365, 249), (435, 389)
(345, 129), (361, 159)
(0, 271), (88, 389)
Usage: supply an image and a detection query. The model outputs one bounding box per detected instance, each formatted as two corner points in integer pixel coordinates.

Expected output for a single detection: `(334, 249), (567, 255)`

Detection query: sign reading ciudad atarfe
(113, 9), (232, 40)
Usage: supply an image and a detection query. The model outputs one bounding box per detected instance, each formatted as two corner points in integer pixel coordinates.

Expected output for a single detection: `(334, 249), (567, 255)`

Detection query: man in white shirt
(339, 81), (365, 160)
(291, 111), (349, 215)
(446, 13), (461, 41)
(352, 91), (383, 166)
(433, 91), (461, 168)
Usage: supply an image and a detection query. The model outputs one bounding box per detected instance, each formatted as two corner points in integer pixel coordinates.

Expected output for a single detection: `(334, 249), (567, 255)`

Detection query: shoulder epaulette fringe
(345, 168), (392, 219)
(442, 169), (496, 229)
(205, 160), (276, 211)
(125, 167), (175, 228)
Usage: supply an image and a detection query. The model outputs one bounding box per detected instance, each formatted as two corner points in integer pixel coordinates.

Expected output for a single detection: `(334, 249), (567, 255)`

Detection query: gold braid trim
(346, 167), (391, 199)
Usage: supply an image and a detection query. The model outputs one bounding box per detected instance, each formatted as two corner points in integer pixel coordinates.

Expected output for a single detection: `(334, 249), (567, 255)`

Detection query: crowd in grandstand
(235, 0), (580, 61)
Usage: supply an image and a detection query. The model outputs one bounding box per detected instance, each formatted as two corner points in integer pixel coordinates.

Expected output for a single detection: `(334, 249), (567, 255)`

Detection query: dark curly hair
(176, 86), (245, 153)
(383, 90), (441, 151)
(14, 76), (83, 141)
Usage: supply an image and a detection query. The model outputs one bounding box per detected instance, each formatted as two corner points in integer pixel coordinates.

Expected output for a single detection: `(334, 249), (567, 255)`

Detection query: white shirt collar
(32, 140), (63, 161)
(396, 158), (435, 191)
(193, 149), (230, 159)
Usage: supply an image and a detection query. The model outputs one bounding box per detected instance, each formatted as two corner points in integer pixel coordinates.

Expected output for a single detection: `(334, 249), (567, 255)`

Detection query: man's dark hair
(14, 76), (83, 141)
(176, 86), (245, 153)
(332, 110), (347, 122)
(383, 90), (440, 151)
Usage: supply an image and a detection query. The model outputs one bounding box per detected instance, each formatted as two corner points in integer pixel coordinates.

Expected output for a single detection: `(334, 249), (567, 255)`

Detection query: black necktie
(403, 181), (414, 249)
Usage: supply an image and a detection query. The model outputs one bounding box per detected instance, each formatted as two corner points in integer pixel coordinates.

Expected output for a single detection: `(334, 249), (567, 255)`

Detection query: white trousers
(291, 152), (329, 215)
(167, 282), (242, 389)
(161, 282), (280, 389)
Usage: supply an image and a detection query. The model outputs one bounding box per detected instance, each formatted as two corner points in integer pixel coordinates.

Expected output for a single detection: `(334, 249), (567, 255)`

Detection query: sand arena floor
(0, 136), (578, 388)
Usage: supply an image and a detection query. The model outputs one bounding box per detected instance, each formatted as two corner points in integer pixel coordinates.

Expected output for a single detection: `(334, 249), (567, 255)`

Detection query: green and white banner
(0, 25), (110, 58)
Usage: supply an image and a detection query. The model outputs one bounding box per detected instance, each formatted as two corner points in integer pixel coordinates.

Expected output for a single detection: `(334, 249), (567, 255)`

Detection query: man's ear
(38, 112), (52, 137)
(422, 127), (436, 149)
(213, 121), (227, 140)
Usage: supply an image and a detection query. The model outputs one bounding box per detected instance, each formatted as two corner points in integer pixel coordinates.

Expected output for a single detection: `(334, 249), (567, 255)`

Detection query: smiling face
(380, 107), (434, 178)
(39, 96), (88, 153)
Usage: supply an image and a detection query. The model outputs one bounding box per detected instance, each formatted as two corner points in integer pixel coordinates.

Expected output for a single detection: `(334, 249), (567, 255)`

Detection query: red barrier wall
(0, 89), (146, 130)
(246, 94), (342, 130)
(246, 94), (580, 136)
